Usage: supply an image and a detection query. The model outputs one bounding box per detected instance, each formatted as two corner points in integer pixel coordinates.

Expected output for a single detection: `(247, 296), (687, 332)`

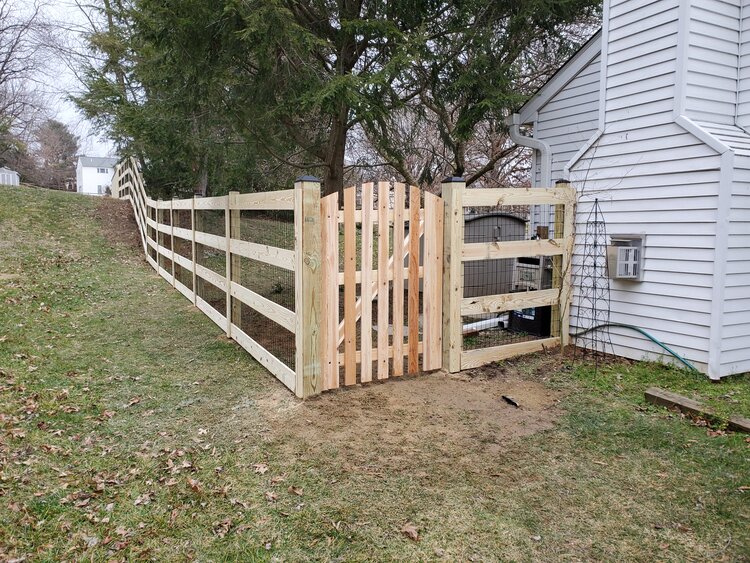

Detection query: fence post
(294, 176), (323, 399)
(228, 192), (242, 330)
(559, 181), (576, 348)
(442, 177), (465, 373)
(192, 196), (200, 305)
(170, 198), (176, 287)
(551, 198), (564, 338)
(224, 193), (233, 337)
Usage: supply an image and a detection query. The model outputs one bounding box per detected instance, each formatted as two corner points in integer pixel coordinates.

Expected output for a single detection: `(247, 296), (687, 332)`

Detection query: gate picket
(320, 182), (443, 387)
(343, 187), (357, 385)
(361, 183), (374, 383)
(392, 183), (405, 376)
(377, 182), (391, 380)
(321, 192), (339, 390)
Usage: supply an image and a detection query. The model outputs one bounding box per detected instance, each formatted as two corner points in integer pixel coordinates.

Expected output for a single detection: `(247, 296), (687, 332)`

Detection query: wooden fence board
(422, 192), (443, 371)
(194, 262), (227, 291)
(321, 193), (340, 390)
(232, 324), (296, 391)
(461, 288), (560, 316)
(462, 238), (566, 261)
(193, 196), (227, 210)
(343, 186), (357, 385)
(361, 183), (374, 383)
(233, 189), (295, 210)
(407, 186), (420, 373)
(230, 281), (295, 333)
(462, 187), (576, 207)
(194, 231), (226, 252)
(196, 295), (228, 330)
(392, 183), (405, 376)
(229, 239), (295, 270)
(461, 337), (560, 370)
(377, 182), (390, 380)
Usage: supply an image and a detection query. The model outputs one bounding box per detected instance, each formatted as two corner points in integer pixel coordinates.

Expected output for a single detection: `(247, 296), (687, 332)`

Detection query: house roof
(0, 167), (18, 174)
(517, 29), (602, 125)
(78, 156), (119, 168)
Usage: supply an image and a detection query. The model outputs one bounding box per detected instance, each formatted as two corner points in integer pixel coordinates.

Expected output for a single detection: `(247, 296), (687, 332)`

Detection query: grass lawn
(0, 185), (748, 561)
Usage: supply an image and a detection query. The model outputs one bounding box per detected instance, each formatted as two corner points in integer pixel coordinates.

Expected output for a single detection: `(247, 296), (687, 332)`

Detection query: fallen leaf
(213, 518), (232, 538)
(264, 491), (278, 502)
(270, 474), (286, 485)
(401, 522), (419, 541)
(253, 463), (269, 475)
(127, 397), (141, 407)
(187, 478), (203, 493)
(197, 428), (208, 435)
(134, 493), (152, 506)
(288, 486), (303, 496)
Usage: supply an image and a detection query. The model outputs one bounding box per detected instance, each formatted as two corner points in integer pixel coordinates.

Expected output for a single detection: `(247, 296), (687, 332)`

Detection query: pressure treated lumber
(645, 387), (750, 433)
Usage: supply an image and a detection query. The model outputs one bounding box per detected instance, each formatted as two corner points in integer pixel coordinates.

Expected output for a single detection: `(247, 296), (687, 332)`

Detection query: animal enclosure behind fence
(112, 159), (575, 397)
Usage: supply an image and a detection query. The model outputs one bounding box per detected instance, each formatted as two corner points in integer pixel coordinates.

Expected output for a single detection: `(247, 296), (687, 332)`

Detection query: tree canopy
(75, 0), (600, 196)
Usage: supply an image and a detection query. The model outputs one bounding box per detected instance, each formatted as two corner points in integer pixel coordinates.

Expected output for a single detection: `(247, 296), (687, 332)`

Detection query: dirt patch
(269, 361), (563, 473)
(93, 197), (142, 255)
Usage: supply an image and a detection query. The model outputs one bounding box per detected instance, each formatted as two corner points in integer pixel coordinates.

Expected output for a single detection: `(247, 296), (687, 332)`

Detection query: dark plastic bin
(509, 306), (551, 337)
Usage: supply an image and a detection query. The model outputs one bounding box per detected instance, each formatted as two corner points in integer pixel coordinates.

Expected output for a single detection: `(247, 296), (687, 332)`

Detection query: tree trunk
(323, 105), (348, 198)
(195, 152), (208, 197)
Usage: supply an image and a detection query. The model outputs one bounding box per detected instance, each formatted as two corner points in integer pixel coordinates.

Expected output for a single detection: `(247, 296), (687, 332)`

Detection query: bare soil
(94, 197), (142, 254)
(265, 355), (564, 474)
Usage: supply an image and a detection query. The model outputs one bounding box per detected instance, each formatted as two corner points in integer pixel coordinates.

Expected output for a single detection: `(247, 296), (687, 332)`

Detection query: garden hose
(570, 323), (699, 372)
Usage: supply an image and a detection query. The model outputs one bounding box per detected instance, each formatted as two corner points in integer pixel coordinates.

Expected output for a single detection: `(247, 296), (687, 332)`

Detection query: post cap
(441, 176), (465, 183)
(296, 175), (321, 183)
(555, 179), (569, 185)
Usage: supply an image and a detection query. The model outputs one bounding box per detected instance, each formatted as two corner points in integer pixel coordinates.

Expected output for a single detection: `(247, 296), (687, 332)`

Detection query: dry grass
(0, 185), (748, 562)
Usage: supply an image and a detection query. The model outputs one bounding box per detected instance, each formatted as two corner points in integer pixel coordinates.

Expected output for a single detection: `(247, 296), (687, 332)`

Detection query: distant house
(0, 167), (20, 186)
(76, 156), (119, 196)
(510, 0), (750, 379)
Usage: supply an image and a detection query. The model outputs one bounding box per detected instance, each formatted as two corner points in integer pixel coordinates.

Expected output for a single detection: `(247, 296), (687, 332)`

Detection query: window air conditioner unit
(607, 235), (645, 281)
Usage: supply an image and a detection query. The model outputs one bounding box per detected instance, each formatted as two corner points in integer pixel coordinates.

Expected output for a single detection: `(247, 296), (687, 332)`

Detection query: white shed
(0, 167), (20, 186)
(76, 156), (119, 196)
(512, 0), (750, 379)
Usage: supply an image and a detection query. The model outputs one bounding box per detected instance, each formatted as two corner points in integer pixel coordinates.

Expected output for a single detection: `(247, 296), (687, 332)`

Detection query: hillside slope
(0, 186), (748, 561)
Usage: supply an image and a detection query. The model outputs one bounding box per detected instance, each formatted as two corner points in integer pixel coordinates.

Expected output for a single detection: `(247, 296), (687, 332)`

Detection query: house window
(97, 168), (109, 174)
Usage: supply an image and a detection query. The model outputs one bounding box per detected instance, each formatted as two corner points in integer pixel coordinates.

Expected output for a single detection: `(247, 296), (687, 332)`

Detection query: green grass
(1, 185), (748, 561)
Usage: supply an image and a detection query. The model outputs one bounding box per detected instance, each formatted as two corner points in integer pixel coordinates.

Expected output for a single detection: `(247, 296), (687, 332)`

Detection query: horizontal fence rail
(442, 179), (576, 372)
(112, 159), (575, 397)
(111, 158), (319, 397)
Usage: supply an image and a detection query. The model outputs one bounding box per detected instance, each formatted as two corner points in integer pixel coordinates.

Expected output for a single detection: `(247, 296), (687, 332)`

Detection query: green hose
(571, 323), (699, 372)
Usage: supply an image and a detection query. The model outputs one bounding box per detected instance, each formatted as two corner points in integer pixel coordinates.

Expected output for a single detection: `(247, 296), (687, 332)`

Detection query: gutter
(508, 113), (552, 187)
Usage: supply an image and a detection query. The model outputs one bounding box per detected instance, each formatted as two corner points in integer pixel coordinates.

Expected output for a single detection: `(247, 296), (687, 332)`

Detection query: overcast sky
(21, 0), (115, 157)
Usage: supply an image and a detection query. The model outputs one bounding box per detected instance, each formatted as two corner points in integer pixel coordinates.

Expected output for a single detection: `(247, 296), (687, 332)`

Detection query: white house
(511, 0), (750, 379)
(76, 156), (119, 196)
(0, 167), (20, 186)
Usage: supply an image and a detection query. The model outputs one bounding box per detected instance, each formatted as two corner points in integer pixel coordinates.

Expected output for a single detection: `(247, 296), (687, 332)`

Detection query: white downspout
(508, 113), (552, 187)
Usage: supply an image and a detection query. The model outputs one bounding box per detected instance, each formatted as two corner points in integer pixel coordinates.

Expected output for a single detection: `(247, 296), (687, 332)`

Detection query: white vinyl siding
(721, 156), (750, 375)
(570, 129), (721, 371)
(737, 5), (750, 128)
(685, 0), (740, 125)
(532, 53), (600, 232)
(603, 0), (679, 129)
(520, 0), (750, 378)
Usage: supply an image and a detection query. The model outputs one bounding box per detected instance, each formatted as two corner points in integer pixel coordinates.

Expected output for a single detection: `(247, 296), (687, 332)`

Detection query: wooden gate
(320, 182), (444, 389)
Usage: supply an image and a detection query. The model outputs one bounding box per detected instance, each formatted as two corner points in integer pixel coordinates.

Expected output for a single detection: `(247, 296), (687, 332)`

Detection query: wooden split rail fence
(112, 159), (576, 397)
